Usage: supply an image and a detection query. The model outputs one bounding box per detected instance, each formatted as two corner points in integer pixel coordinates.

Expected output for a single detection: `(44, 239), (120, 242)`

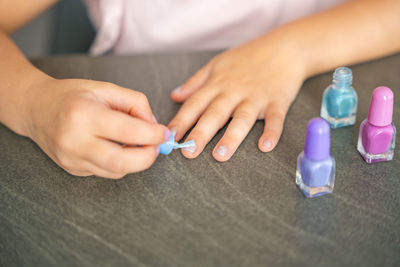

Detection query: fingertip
(258, 135), (276, 152)
(161, 127), (173, 145)
(180, 138), (199, 159)
(181, 147), (198, 159)
(170, 86), (186, 102)
(213, 154), (229, 162)
(151, 124), (171, 144)
(212, 145), (231, 162)
(171, 86), (181, 95)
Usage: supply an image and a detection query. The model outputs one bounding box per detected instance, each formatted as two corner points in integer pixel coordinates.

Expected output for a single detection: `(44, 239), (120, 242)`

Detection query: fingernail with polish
(215, 146), (227, 157)
(184, 141), (197, 153)
(263, 140), (272, 151)
(172, 86), (181, 94)
(164, 129), (172, 142)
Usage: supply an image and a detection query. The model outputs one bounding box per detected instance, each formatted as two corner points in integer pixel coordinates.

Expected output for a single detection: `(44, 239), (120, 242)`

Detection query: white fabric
(84, 0), (347, 55)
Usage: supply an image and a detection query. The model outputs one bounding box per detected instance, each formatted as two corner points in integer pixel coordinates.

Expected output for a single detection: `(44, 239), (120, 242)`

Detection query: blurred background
(11, 0), (95, 57)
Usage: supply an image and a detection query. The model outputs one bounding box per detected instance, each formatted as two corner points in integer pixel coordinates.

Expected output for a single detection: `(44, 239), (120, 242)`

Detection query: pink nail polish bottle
(357, 86), (396, 163)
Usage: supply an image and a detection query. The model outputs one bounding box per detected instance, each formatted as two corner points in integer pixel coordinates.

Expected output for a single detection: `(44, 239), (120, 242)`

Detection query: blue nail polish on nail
(296, 118), (335, 198)
(215, 146), (227, 157)
(321, 67), (358, 128)
(172, 86), (181, 93)
(158, 131), (196, 155)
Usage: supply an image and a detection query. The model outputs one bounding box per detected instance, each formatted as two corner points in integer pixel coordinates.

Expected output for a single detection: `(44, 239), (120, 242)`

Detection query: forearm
(0, 0), (58, 33)
(264, 0), (400, 78)
(0, 30), (51, 136)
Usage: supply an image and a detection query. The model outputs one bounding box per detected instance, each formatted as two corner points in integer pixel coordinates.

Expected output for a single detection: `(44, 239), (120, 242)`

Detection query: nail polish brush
(158, 131), (196, 155)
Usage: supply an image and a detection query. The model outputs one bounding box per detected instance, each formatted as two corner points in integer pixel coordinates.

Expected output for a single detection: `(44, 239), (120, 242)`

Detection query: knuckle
(173, 107), (197, 124)
(103, 81), (118, 89)
(185, 94), (205, 106)
(208, 74), (225, 85)
(234, 109), (254, 122)
(218, 92), (242, 104)
(267, 111), (285, 122)
(205, 104), (222, 116)
(63, 101), (85, 125)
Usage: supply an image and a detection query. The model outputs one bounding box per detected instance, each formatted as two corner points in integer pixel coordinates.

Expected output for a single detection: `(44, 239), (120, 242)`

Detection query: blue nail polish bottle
(158, 132), (196, 155)
(296, 118), (335, 198)
(320, 67), (358, 128)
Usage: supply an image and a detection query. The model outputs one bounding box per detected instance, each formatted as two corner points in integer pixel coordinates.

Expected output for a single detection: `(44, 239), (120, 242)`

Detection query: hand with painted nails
(23, 78), (169, 178)
(168, 34), (306, 161)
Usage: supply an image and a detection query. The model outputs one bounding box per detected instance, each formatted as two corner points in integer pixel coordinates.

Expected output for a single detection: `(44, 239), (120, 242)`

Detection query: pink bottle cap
(367, 86), (394, 127)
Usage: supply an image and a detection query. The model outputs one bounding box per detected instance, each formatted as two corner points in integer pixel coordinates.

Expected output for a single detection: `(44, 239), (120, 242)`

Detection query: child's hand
(24, 78), (169, 178)
(168, 37), (306, 161)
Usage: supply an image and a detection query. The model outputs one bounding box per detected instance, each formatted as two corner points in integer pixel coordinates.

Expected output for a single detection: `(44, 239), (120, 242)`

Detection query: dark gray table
(1, 52), (399, 267)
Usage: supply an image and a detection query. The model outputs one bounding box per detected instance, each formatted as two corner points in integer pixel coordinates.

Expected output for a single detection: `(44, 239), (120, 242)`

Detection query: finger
(212, 100), (260, 162)
(180, 94), (241, 158)
(83, 161), (128, 179)
(168, 84), (219, 141)
(93, 104), (169, 145)
(170, 62), (212, 102)
(87, 139), (159, 174)
(258, 102), (288, 152)
(64, 159), (128, 179)
(100, 85), (156, 123)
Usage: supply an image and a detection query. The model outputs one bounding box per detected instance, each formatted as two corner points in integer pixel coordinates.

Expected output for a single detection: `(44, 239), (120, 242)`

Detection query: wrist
(17, 72), (55, 138)
(256, 27), (310, 80)
(260, 22), (324, 79)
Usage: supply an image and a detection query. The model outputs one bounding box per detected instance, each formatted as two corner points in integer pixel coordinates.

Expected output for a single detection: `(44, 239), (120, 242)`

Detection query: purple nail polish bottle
(296, 118), (335, 198)
(357, 86), (396, 163)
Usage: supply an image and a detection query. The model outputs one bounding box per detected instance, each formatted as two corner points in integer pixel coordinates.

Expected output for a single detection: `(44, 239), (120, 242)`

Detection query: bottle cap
(304, 118), (331, 161)
(367, 86), (394, 127)
(158, 133), (175, 155)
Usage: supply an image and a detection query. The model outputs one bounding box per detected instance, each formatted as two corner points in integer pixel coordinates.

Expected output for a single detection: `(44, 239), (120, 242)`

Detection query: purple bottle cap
(367, 86), (394, 127)
(304, 118), (331, 161)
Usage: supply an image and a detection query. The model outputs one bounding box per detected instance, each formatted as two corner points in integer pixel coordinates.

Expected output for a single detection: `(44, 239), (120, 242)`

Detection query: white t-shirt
(84, 0), (347, 55)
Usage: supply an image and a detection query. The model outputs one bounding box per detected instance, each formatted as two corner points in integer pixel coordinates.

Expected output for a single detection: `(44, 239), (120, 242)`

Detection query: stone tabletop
(1, 52), (399, 267)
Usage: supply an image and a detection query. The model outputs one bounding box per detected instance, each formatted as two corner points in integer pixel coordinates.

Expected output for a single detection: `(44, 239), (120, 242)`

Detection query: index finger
(93, 104), (170, 145)
(98, 85), (157, 124)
